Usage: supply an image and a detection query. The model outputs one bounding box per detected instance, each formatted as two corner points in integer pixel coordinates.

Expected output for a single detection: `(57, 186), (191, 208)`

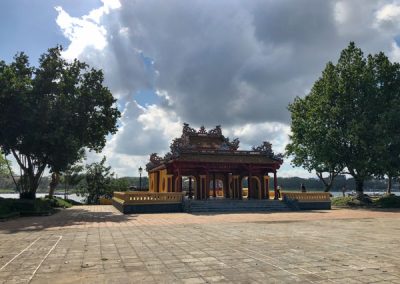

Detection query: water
(330, 191), (400, 197)
(0, 193), (86, 203)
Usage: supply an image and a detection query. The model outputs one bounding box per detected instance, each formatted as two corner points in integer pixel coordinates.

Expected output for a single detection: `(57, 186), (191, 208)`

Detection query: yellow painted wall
(159, 169), (168, 192)
(149, 172), (157, 192)
(149, 169), (172, 192)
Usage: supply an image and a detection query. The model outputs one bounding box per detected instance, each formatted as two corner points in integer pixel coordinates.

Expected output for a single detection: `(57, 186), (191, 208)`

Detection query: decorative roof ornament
(208, 125), (222, 136)
(182, 123), (196, 135)
(198, 126), (207, 134)
(252, 141), (283, 161)
(146, 153), (164, 171)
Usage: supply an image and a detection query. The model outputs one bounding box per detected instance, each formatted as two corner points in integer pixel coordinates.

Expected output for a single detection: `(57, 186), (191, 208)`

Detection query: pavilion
(146, 123), (283, 200)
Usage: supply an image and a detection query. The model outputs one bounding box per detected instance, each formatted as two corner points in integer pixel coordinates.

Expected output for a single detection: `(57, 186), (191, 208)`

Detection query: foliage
(109, 178), (130, 192)
(60, 164), (84, 197)
(331, 196), (372, 207)
(332, 196), (358, 206)
(252, 141), (283, 161)
(0, 198), (53, 217)
(0, 153), (10, 176)
(374, 194), (400, 208)
(44, 196), (74, 208)
(0, 196), (76, 218)
(0, 46), (120, 199)
(79, 157), (115, 204)
(332, 194), (400, 208)
(286, 42), (400, 197)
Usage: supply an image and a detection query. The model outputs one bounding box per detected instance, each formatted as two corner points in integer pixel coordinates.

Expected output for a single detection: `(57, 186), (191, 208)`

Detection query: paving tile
(0, 206), (399, 283)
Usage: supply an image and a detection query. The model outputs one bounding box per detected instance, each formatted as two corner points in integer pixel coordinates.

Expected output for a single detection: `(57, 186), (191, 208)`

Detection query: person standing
(342, 186), (346, 197)
(301, 183), (306, 193)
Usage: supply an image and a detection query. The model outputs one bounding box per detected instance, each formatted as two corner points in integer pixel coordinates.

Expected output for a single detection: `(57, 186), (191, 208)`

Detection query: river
(0, 193), (86, 203)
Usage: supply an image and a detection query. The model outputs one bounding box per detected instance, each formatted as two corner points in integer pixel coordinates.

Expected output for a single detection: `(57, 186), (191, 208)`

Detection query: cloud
(55, 0), (400, 177)
(114, 100), (181, 156)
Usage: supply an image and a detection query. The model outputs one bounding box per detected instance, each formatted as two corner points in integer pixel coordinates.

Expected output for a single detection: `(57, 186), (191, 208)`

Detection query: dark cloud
(56, 0), (400, 176)
(109, 0), (394, 126)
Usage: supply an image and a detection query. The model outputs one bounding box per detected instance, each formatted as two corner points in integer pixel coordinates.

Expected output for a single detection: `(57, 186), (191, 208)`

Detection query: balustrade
(282, 192), (331, 202)
(113, 191), (184, 205)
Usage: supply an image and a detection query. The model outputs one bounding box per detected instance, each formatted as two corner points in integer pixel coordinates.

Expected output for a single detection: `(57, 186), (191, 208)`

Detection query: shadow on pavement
(0, 206), (136, 234)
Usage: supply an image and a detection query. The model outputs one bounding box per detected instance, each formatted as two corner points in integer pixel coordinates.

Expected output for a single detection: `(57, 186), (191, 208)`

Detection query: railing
(282, 192), (331, 202)
(113, 191), (184, 205)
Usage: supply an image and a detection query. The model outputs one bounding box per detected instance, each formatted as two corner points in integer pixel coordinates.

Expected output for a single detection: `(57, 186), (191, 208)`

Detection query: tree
(79, 157), (114, 204)
(0, 47), (120, 199)
(0, 153), (10, 176)
(252, 141), (283, 161)
(287, 42), (400, 198)
(109, 178), (129, 192)
(61, 164), (84, 199)
(286, 62), (343, 192)
(366, 53), (400, 194)
(0, 149), (18, 191)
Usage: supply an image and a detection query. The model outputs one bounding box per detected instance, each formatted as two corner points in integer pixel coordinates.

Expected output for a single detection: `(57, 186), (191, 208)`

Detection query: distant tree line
(275, 176), (397, 192)
(0, 173), (149, 193)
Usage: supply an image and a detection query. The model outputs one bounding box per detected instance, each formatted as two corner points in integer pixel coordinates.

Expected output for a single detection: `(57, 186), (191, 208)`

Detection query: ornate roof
(146, 123), (283, 171)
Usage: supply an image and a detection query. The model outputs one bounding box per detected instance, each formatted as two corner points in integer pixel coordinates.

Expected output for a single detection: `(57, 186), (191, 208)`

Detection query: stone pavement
(0, 206), (399, 283)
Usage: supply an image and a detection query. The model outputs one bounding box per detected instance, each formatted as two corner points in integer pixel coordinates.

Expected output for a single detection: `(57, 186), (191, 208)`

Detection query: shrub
(331, 196), (371, 207)
(0, 196), (76, 218)
(374, 194), (400, 208)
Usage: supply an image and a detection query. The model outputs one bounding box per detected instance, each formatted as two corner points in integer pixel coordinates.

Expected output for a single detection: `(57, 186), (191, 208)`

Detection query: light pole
(139, 166), (143, 190)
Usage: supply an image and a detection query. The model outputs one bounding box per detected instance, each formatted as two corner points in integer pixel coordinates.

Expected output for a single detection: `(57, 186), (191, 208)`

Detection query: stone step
(184, 200), (291, 213)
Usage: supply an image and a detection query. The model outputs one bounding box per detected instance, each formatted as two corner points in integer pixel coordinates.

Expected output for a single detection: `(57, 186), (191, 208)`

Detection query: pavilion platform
(112, 191), (331, 214)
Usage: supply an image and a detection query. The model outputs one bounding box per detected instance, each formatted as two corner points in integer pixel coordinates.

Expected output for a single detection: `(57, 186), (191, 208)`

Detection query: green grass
(43, 196), (79, 208)
(332, 194), (400, 208)
(0, 189), (16, 193)
(332, 196), (364, 207)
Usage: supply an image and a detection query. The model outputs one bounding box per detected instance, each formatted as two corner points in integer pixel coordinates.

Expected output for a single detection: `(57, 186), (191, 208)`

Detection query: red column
(274, 170), (278, 200)
(213, 173), (216, 198)
(239, 175), (243, 200)
(248, 171), (252, 199)
(189, 176), (193, 199)
(206, 172), (210, 200)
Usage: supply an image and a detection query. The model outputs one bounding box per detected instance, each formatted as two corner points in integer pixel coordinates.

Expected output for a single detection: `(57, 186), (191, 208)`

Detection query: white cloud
(55, 6), (108, 60)
(375, 3), (400, 27)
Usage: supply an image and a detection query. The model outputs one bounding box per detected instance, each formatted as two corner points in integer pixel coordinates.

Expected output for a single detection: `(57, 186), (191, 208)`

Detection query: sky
(1, 0), (400, 178)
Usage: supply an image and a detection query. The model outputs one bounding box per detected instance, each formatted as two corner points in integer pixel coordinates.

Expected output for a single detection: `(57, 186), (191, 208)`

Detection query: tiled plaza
(0, 206), (399, 283)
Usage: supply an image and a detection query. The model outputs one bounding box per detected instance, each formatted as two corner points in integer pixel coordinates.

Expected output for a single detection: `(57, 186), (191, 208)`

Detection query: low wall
(99, 198), (113, 205)
(282, 192), (331, 210)
(112, 192), (184, 214)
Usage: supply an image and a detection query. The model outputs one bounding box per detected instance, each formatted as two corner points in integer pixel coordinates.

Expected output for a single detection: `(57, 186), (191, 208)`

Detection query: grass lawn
(332, 194), (400, 208)
(0, 189), (16, 193)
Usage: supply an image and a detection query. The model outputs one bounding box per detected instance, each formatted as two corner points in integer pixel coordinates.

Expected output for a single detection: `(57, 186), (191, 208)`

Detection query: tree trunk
(355, 179), (364, 199)
(316, 171), (336, 193)
(387, 176), (392, 195)
(20, 172), (38, 200)
(324, 183), (332, 192)
(49, 172), (60, 198)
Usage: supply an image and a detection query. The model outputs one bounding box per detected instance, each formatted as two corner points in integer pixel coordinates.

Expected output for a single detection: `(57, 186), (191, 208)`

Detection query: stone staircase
(183, 199), (291, 213)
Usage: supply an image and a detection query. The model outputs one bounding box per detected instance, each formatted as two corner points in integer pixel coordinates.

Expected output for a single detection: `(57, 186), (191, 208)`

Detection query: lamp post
(139, 166), (143, 190)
